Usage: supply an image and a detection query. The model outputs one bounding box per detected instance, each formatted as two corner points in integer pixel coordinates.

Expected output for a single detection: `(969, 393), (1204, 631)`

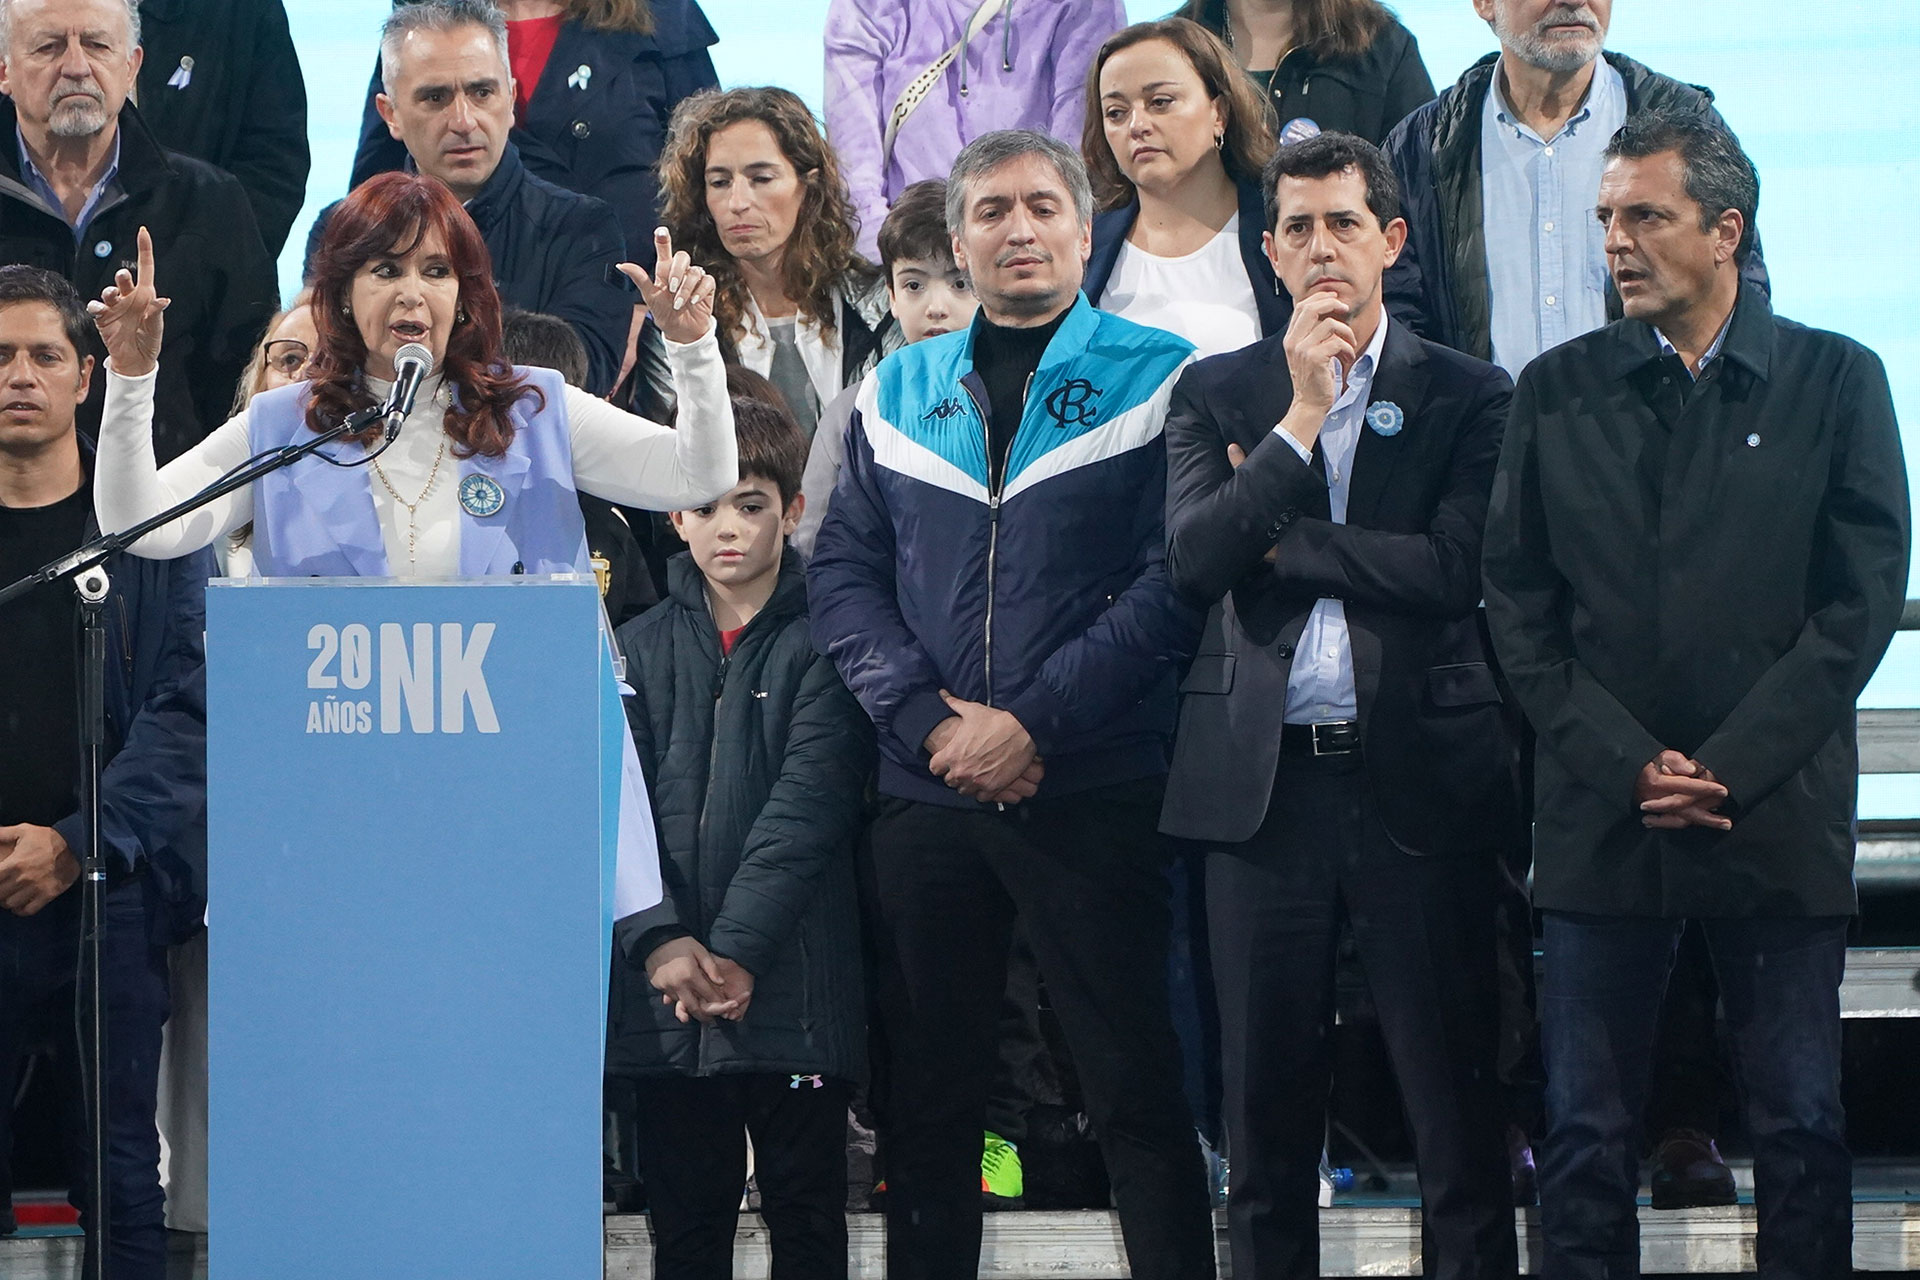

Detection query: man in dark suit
(1484, 112), (1909, 1280)
(1162, 131), (1517, 1280)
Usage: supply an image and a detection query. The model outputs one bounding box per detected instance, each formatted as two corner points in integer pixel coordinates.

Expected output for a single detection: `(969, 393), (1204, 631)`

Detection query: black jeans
(867, 782), (1215, 1280)
(1208, 755), (1514, 1280)
(1539, 912), (1851, 1280)
(0, 874), (169, 1280)
(631, 1072), (851, 1280)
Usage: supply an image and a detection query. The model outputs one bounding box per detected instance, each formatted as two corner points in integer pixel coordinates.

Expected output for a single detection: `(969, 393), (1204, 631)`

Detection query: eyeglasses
(264, 339), (311, 378)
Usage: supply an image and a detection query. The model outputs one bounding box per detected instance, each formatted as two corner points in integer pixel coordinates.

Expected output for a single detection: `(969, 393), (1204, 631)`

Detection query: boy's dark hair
(878, 180), (956, 280)
(1262, 130), (1402, 232)
(723, 365), (808, 506)
(1603, 110), (1760, 266)
(0, 266), (92, 359)
(500, 308), (590, 389)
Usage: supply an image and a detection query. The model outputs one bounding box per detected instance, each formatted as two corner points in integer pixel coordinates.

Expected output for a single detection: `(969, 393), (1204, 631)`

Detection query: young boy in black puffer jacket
(610, 384), (875, 1275)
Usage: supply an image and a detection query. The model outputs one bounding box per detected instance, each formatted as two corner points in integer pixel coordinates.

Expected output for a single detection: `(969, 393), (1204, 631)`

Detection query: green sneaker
(981, 1130), (1024, 1209)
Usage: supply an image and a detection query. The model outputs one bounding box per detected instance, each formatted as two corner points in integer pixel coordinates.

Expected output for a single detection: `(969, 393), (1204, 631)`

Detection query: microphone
(381, 343), (434, 442)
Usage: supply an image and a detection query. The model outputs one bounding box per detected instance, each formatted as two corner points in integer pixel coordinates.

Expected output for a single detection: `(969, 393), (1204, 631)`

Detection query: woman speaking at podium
(87, 170), (736, 577)
(85, 170), (737, 918)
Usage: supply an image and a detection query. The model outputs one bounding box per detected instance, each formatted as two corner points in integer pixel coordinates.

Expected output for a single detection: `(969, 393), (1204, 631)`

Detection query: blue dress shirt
(1272, 313), (1391, 723)
(17, 128), (123, 242)
(1480, 60), (1626, 379)
(1655, 308), (1734, 380)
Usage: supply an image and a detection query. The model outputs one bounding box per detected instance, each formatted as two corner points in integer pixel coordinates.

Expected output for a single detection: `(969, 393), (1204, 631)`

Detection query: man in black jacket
(1162, 131), (1517, 1280)
(135, 0), (310, 258)
(351, 0), (721, 276)
(1379, 1), (1766, 1199)
(1380, 0), (1764, 372)
(1483, 113), (1909, 1280)
(311, 0), (633, 395)
(0, 0), (277, 463)
(0, 266), (212, 1279)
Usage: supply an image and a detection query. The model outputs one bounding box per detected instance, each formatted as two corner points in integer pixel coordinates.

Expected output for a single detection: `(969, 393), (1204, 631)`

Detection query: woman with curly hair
(652, 86), (895, 442)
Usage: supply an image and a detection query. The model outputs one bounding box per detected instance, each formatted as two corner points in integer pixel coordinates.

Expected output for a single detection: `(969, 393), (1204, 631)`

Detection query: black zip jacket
(136, 0), (311, 257)
(0, 99), (277, 464)
(350, 0), (719, 272)
(1381, 51), (1769, 362)
(608, 551), (874, 1081)
(1187, 0), (1435, 145)
(306, 145), (631, 395)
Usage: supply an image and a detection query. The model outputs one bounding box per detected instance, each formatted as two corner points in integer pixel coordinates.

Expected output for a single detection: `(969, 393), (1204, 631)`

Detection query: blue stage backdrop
(282, 0), (1920, 815)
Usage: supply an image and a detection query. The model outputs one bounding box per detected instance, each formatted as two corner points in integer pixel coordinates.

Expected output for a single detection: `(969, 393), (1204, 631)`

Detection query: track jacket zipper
(962, 373), (1030, 707)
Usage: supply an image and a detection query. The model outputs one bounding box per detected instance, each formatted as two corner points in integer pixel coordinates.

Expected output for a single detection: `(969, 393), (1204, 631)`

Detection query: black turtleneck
(0, 483), (90, 827)
(972, 307), (1069, 490)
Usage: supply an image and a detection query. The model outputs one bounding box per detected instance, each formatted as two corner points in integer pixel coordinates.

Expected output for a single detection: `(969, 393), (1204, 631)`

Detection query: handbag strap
(880, 0), (1012, 171)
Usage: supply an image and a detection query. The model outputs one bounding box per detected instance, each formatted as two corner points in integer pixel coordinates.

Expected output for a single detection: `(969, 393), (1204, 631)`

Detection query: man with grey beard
(1380, 0), (1765, 376)
(0, 0), (275, 462)
(1376, 0), (1768, 1217)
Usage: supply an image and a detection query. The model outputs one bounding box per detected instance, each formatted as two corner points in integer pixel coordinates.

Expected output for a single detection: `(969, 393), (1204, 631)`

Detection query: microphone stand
(0, 401), (385, 1280)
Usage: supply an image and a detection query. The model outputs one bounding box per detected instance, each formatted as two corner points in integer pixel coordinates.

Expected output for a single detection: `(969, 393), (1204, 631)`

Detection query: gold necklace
(370, 436), (448, 567)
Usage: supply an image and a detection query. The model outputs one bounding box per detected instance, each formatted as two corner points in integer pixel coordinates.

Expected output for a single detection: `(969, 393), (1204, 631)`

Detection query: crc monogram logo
(1044, 379), (1101, 428)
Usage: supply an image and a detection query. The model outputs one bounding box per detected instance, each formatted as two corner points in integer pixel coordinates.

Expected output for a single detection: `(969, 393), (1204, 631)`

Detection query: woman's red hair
(304, 172), (536, 457)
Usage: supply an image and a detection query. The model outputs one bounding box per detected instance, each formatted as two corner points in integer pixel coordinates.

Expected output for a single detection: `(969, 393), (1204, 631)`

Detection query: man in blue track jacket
(808, 130), (1214, 1280)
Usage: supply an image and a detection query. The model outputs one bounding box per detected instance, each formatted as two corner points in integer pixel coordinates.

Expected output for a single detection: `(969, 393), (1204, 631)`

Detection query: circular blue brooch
(458, 473), (505, 518)
(1280, 117), (1322, 146)
(1365, 401), (1404, 437)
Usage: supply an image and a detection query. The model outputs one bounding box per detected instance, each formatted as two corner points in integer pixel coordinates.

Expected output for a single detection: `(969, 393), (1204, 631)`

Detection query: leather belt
(1280, 720), (1362, 756)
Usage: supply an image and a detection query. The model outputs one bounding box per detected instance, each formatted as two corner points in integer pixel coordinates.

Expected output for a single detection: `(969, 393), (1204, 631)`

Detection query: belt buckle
(1311, 720), (1358, 756)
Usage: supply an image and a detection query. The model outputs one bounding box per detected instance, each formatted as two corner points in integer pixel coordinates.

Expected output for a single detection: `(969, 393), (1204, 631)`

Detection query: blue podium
(204, 576), (631, 1279)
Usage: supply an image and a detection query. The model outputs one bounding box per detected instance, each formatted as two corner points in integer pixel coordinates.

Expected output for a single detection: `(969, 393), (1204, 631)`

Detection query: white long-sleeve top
(94, 327), (739, 577)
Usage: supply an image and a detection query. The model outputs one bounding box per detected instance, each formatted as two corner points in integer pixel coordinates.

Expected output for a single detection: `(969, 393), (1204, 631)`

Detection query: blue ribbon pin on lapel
(458, 474), (505, 517)
(167, 56), (193, 90)
(567, 63), (592, 91)
(1365, 401), (1404, 437)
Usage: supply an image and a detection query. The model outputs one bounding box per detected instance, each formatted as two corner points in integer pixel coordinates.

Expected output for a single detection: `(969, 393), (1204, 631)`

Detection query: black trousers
(867, 782), (1215, 1280)
(1209, 754), (1515, 1280)
(0, 874), (170, 1280)
(631, 1072), (852, 1280)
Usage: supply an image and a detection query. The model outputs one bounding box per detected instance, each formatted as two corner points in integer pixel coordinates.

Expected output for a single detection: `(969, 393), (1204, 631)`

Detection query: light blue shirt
(1480, 59), (1626, 378)
(1272, 313), (1391, 724)
(16, 128), (122, 242)
(1655, 308), (1733, 380)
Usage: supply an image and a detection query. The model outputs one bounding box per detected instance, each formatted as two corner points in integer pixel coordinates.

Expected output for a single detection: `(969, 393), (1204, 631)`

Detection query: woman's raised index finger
(653, 227), (673, 281)
(136, 226), (156, 287)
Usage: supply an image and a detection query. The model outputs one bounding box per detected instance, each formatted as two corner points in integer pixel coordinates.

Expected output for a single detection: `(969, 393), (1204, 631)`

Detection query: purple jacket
(824, 0), (1126, 259)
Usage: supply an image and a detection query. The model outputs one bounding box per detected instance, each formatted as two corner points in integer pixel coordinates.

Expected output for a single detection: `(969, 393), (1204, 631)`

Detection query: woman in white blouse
(88, 171), (737, 575)
(1082, 18), (1287, 358)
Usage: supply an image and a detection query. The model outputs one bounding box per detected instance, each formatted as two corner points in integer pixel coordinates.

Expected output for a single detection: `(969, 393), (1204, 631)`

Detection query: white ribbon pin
(167, 56), (193, 90)
(567, 63), (591, 91)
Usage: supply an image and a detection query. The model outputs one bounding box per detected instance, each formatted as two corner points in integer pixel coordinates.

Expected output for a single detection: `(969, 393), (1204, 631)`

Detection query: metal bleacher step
(13, 1171), (1920, 1280)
